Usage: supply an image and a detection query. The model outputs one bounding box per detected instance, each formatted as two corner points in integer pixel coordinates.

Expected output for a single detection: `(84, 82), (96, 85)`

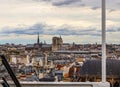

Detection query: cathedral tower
(37, 32), (40, 45)
(52, 36), (63, 51)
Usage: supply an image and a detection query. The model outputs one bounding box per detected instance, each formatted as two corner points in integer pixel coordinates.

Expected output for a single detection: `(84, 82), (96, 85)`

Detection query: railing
(0, 55), (21, 87)
(0, 81), (110, 87)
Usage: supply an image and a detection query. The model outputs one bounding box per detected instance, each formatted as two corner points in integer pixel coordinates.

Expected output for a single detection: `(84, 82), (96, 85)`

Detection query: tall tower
(37, 32), (40, 45)
(59, 35), (63, 50)
(52, 36), (63, 51)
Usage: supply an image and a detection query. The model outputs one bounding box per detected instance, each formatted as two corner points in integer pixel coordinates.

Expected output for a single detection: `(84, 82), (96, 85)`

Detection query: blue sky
(0, 0), (120, 44)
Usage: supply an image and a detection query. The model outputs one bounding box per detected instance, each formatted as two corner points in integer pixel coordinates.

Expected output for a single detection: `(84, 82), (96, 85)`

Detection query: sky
(0, 0), (120, 44)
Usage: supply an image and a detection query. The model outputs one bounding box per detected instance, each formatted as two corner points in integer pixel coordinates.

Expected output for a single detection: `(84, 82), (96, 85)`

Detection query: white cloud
(0, 0), (119, 44)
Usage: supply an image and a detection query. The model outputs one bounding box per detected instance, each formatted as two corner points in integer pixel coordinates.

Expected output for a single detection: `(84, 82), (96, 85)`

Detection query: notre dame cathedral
(52, 36), (63, 51)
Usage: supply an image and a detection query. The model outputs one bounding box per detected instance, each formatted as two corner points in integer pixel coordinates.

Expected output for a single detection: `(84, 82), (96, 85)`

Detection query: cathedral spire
(37, 32), (39, 44)
(60, 35), (62, 39)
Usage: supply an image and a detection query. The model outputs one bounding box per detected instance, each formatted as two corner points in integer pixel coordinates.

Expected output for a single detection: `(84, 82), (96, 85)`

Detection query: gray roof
(80, 59), (120, 76)
(42, 44), (51, 48)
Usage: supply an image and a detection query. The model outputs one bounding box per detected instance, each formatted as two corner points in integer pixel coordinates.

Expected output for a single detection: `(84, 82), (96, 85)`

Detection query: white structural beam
(102, 0), (106, 82)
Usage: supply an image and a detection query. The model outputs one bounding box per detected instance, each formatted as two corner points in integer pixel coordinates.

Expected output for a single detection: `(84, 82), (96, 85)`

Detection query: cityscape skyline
(0, 0), (120, 44)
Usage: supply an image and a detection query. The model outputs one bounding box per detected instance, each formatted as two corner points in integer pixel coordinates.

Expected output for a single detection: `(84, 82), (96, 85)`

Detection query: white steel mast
(102, 0), (106, 82)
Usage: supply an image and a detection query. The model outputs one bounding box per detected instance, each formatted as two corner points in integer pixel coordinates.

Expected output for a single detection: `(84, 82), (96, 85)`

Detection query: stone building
(78, 59), (120, 86)
(52, 36), (63, 51)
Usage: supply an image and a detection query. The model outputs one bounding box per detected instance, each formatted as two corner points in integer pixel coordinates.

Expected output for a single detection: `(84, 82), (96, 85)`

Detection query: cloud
(31, 0), (84, 7)
(117, 2), (120, 5)
(52, 0), (81, 6)
(106, 26), (120, 32)
(91, 7), (100, 10)
(108, 9), (116, 13)
(1, 23), (101, 37)
(2, 23), (46, 35)
(107, 29), (116, 32)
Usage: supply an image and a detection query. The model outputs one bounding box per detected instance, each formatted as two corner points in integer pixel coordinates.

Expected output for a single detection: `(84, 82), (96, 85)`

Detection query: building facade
(52, 36), (63, 51)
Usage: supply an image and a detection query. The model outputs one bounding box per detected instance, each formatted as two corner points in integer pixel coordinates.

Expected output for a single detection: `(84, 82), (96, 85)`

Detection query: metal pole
(0, 55), (22, 87)
(102, 0), (106, 82)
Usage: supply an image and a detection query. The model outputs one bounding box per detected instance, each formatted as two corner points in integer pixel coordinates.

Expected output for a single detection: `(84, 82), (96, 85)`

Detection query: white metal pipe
(102, 0), (106, 82)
